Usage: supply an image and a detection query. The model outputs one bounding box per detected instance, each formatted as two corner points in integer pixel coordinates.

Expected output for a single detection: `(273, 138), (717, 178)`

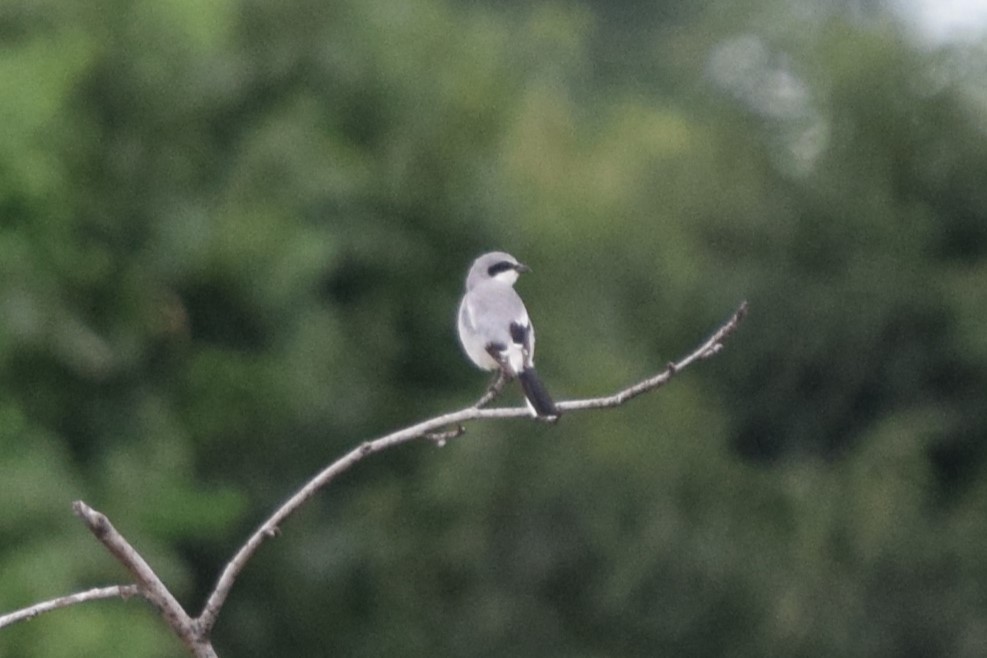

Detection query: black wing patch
(485, 342), (509, 372)
(509, 322), (529, 346)
(485, 341), (507, 355)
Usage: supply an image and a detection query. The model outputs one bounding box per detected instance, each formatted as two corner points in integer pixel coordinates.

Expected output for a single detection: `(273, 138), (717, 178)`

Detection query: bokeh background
(2, 0), (987, 655)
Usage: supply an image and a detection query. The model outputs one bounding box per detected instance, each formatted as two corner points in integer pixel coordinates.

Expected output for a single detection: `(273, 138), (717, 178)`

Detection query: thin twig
(196, 300), (747, 634)
(425, 424), (466, 447)
(474, 370), (508, 408)
(425, 373), (507, 445)
(0, 585), (140, 630)
(72, 502), (218, 658)
(562, 300), (747, 411)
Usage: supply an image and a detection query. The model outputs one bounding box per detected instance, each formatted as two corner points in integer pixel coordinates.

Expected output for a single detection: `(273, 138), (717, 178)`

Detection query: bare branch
(0, 585), (140, 630)
(72, 502), (218, 658)
(195, 301), (747, 634)
(6, 301), (745, 656)
(197, 405), (521, 633)
(561, 300), (748, 411)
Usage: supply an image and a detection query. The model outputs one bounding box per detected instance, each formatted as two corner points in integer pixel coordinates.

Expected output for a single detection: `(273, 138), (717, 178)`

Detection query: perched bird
(457, 251), (560, 419)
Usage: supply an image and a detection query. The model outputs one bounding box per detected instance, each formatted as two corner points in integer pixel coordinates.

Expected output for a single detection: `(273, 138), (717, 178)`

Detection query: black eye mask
(487, 261), (517, 277)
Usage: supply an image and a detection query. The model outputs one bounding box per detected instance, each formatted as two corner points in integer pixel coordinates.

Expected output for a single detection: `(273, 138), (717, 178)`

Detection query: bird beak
(515, 263), (531, 273)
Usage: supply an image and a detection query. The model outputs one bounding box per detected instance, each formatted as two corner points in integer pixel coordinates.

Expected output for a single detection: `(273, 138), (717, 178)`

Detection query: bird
(457, 251), (560, 419)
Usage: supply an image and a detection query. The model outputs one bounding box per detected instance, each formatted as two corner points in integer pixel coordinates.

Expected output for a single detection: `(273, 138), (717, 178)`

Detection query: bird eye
(487, 261), (516, 277)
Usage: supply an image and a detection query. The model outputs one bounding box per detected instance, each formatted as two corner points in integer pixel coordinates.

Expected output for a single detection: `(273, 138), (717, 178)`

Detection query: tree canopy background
(2, 0), (987, 655)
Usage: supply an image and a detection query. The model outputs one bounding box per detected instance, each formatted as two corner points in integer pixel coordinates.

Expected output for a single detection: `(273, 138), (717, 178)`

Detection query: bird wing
(469, 284), (533, 374)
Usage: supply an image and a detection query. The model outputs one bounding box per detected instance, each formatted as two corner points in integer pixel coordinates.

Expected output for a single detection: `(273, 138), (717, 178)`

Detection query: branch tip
(72, 500), (92, 520)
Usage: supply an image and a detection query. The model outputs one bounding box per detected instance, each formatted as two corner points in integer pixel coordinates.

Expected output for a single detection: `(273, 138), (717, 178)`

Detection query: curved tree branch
(196, 300), (747, 634)
(0, 300), (747, 656)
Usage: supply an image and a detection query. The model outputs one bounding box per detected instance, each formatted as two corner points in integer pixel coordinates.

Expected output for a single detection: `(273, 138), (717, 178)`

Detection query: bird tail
(518, 367), (561, 419)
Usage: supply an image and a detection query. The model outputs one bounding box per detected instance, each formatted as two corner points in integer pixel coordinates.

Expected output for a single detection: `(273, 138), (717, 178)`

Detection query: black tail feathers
(517, 367), (561, 419)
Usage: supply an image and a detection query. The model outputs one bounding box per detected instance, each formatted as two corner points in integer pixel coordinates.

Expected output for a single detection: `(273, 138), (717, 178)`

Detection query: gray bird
(457, 251), (560, 419)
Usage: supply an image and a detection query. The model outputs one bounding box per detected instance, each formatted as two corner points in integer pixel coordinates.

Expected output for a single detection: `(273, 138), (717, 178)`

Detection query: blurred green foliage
(2, 0), (986, 655)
